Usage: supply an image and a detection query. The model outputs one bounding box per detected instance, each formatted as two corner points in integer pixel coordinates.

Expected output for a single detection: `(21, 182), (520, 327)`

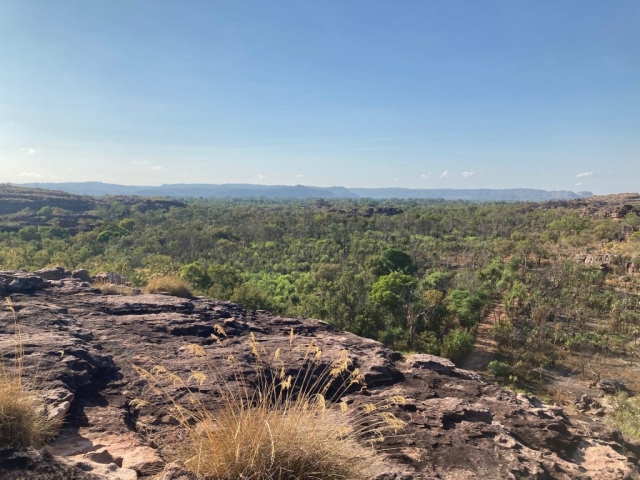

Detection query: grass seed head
(135, 336), (406, 480)
(0, 299), (59, 449)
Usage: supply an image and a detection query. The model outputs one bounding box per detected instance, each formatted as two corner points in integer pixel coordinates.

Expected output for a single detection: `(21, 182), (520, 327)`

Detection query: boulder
(574, 394), (604, 415)
(407, 353), (456, 374)
(0, 271), (50, 293)
(597, 379), (627, 394)
(158, 461), (197, 480)
(72, 269), (92, 283)
(34, 266), (72, 281)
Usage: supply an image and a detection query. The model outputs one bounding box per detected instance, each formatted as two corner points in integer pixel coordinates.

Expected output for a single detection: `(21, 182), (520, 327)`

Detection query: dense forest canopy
(1, 194), (640, 377)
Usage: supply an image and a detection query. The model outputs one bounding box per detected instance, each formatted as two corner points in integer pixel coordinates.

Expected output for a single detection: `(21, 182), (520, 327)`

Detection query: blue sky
(0, 1), (638, 193)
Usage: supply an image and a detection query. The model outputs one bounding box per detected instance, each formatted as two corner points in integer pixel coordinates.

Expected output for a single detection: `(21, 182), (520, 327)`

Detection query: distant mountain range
(16, 182), (594, 202)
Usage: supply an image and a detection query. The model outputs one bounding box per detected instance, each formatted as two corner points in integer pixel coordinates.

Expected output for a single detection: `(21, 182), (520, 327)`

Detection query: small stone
(158, 461), (197, 480)
(48, 400), (72, 423)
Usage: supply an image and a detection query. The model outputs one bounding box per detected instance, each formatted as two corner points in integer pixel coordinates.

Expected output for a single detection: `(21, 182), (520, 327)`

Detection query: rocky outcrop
(72, 269), (93, 283)
(544, 193), (640, 220)
(1, 274), (639, 479)
(34, 266), (72, 281)
(0, 185), (96, 216)
(0, 271), (51, 294)
(0, 185), (187, 234)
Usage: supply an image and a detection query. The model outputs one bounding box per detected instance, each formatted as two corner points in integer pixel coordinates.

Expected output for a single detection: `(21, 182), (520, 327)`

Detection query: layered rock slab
(0, 274), (639, 479)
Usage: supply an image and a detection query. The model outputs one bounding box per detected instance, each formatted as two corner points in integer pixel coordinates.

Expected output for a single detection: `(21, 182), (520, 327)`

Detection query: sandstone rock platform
(1, 271), (639, 479)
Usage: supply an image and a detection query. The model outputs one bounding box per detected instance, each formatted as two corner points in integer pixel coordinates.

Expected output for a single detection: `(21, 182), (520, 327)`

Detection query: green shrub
(119, 218), (136, 232)
(97, 229), (125, 243)
(230, 283), (271, 311)
(378, 326), (407, 351)
(491, 319), (515, 348)
(609, 392), (640, 438)
(487, 360), (512, 377)
(416, 331), (441, 355)
(180, 262), (211, 289)
(447, 290), (484, 327)
(208, 264), (244, 299)
(441, 328), (474, 362)
(375, 248), (416, 275)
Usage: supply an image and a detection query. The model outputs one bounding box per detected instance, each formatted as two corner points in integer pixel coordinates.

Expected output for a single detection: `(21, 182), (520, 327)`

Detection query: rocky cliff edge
(1, 270), (639, 480)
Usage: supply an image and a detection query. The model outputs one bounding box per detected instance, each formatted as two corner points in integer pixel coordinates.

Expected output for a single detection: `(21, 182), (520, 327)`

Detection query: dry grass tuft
(0, 381), (57, 448)
(136, 331), (406, 479)
(95, 281), (136, 296)
(0, 299), (58, 448)
(145, 276), (193, 298)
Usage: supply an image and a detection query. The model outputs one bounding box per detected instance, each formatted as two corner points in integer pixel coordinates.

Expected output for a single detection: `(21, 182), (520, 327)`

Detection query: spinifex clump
(135, 330), (406, 480)
(0, 299), (58, 449)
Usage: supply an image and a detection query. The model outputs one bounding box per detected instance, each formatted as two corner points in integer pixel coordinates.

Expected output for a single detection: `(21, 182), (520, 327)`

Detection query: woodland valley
(2, 184), (640, 479)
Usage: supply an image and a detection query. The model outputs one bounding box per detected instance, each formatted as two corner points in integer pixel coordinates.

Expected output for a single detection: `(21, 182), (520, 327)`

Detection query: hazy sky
(0, 1), (638, 193)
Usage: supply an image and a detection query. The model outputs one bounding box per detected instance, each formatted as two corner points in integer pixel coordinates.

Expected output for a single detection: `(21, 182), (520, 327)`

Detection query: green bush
(97, 229), (125, 243)
(447, 290), (484, 327)
(491, 319), (515, 348)
(180, 262), (211, 289)
(230, 283), (271, 311)
(441, 328), (474, 362)
(487, 360), (512, 377)
(416, 331), (441, 355)
(37, 206), (54, 217)
(208, 264), (244, 299)
(610, 392), (640, 438)
(375, 248), (416, 275)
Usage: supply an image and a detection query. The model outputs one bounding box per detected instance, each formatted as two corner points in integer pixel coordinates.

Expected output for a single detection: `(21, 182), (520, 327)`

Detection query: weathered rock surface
(1, 274), (639, 479)
(597, 379), (628, 394)
(72, 269), (93, 283)
(0, 185), (187, 233)
(0, 271), (51, 293)
(34, 266), (72, 281)
(0, 448), (102, 480)
(546, 193), (640, 220)
(0, 185), (96, 216)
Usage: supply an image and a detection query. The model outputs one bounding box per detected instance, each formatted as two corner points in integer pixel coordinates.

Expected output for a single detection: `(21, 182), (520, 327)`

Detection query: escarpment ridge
(1, 270), (640, 479)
